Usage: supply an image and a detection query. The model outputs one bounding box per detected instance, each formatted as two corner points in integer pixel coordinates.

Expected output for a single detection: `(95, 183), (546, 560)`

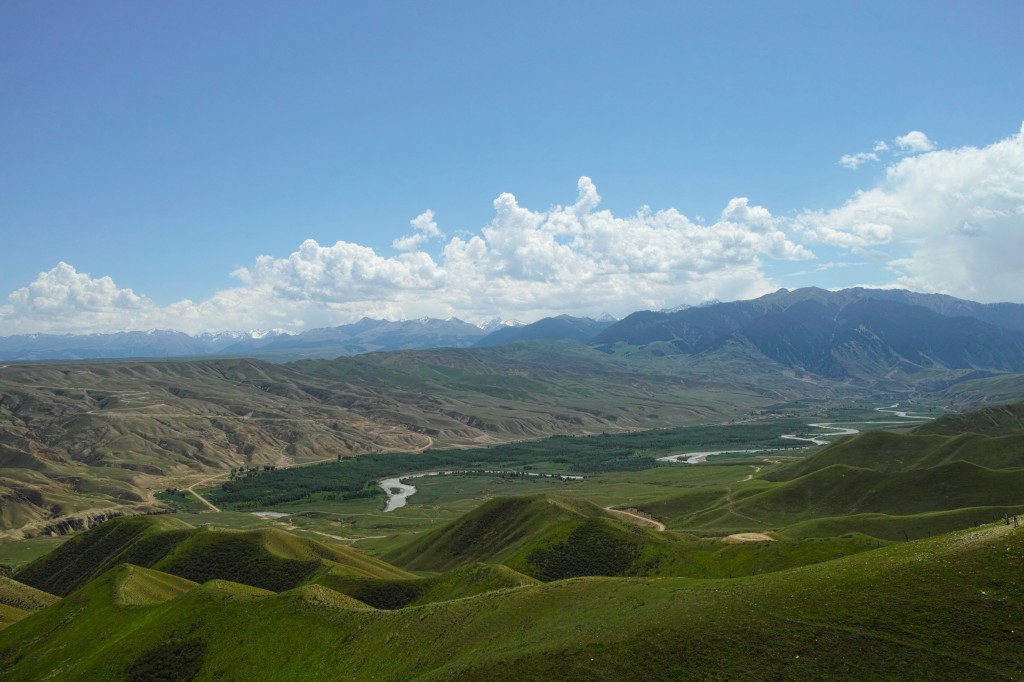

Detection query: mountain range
(2, 287), (1023, 365)
(0, 318), (500, 362)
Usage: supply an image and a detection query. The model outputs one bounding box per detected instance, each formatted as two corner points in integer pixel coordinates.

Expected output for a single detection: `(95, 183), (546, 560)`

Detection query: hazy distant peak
(248, 328), (292, 340)
(479, 318), (525, 332)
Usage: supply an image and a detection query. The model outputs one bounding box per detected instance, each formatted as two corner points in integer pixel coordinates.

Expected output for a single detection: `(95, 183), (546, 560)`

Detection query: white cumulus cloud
(840, 152), (879, 170)
(7, 262), (147, 313)
(894, 130), (936, 153)
(6, 123), (1021, 336)
(841, 131), (939, 170)
(0, 263), (171, 334)
(1, 178), (814, 333)
(798, 122), (1024, 302)
(392, 210), (444, 251)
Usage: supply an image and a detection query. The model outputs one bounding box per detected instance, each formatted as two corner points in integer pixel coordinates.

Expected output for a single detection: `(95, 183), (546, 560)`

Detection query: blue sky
(2, 1), (1023, 334)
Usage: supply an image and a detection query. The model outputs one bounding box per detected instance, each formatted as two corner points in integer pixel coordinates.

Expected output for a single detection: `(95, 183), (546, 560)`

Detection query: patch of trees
(207, 420), (806, 510)
(16, 519), (196, 596)
(526, 518), (643, 581)
(155, 533), (319, 592)
(126, 637), (206, 682)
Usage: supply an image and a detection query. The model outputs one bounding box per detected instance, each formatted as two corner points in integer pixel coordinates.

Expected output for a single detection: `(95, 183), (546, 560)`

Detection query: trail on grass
(604, 507), (666, 532)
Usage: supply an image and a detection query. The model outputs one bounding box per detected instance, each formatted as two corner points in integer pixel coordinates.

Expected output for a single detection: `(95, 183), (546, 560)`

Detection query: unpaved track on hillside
(741, 465), (763, 482)
(605, 507), (666, 531)
(186, 475), (225, 512)
(724, 486), (771, 527)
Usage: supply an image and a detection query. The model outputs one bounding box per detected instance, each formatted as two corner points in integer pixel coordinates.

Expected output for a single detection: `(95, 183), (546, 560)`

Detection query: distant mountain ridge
(473, 315), (615, 348)
(240, 317), (487, 359)
(0, 329), (293, 362)
(1, 287), (1023, 363)
(0, 318), (488, 362)
(594, 287), (1024, 379)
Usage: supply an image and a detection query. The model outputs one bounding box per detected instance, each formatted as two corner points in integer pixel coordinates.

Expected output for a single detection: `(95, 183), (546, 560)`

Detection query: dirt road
(605, 507), (666, 532)
(186, 474), (225, 512)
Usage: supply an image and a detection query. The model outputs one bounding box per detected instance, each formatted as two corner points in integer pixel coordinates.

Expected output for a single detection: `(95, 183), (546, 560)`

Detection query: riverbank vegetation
(201, 419), (809, 510)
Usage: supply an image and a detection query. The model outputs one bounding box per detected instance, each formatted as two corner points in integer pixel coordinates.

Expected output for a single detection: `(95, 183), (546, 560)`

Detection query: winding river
(378, 404), (932, 510)
(659, 403), (931, 465)
(379, 470), (583, 513)
(379, 477), (418, 512)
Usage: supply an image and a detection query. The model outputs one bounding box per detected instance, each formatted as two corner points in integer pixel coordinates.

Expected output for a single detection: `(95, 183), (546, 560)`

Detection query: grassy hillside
(915, 400), (1024, 436)
(14, 516), (411, 597)
(384, 496), (602, 572)
(744, 461), (1024, 519)
(0, 523), (1020, 680)
(0, 576), (58, 631)
(640, 460), (1024, 535)
(14, 515), (195, 596)
(629, 403), (1024, 540)
(317, 562), (537, 610)
(113, 564), (199, 606)
(780, 505), (1024, 541)
(383, 494), (881, 581)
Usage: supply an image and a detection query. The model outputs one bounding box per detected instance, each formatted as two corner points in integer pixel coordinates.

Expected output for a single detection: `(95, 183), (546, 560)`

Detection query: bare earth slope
(0, 347), (812, 537)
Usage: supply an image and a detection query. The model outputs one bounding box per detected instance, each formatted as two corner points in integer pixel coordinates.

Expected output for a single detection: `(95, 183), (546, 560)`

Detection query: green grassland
(0, 521), (1021, 680)
(0, 575), (58, 631)
(144, 402), (1024, 557)
(0, 535), (69, 571)
(13, 516), (411, 599)
(632, 422), (1024, 539)
(2, 398), (1024, 678)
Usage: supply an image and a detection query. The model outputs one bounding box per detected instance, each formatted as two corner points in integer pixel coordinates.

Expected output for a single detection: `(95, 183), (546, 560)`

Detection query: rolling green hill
(0, 522), (1020, 680)
(0, 575), (58, 631)
(14, 516), (410, 597)
(5, 392), (1024, 680)
(383, 494), (882, 581)
(316, 562), (538, 610)
(634, 403), (1024, 540)
(383, 495), (608, 572)
(915, 400), (1024, 436)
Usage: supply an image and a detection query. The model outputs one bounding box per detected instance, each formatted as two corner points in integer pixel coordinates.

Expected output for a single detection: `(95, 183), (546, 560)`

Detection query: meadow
(1, 402), (1023, 679)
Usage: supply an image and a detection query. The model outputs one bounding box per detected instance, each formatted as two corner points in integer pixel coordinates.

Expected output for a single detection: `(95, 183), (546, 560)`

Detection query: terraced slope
(0, 523), (1020, 680)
